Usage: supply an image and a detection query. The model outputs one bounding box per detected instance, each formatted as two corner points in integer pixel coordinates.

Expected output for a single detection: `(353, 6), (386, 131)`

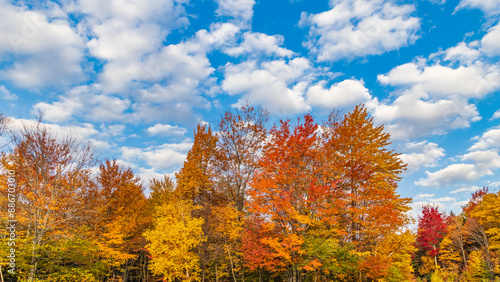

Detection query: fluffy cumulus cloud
(415, 163), (488, 187)
(0, 1), (84, 88)
(120, 141), (193, 171)
(306, 79), (372, 109)
(8, 118), (98, 142)
(415, 123), (500, 189)
(469, 127), (500, 151)
(492, 109), (500, 120)
(225, 32), (294, 57)
(377, 60), (500, 99)
(300, 0), (420, 61)
(74, 0), (192, 93)
(450, 185), (482, 194)
(215, 0), (255, 26)
(399, 141), (445, 173)
(112, 23), (239, 122)
(33, 23), (240, 125)
(481, 23), (500, 57)
(441, 42), (482, 64)
(222, 58), (313, 115)
(370, 93), (480, 140)
(371, 37), (500, 140)
(0, 85), (16, 100)
(416, 146), (500, 187)
(33, 85), (130, 123)
(146, 124), (187, 136)
(456, 0), (500, 16)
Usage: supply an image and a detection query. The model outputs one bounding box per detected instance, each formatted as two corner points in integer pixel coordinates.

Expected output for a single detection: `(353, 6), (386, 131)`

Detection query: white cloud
(8, 118), (98, 142)
(33, 85), (130, 123)
(189, 22), (241, 52)
(36, 23), (239, 124)
(456, 0), (500, 16)
(132, 85), (210, 124)
(461, 149), (500, 169)
(369, 93), (480, 140)
(88, 139), (112, 150)
(399, 141), (445, 172)
(432, 196), (457, 202)
(469, 127), (500, 151)
(147, 124), (187, 136)
(225, 32), (294, 57)
(100, 37), (215, 93)
(371, 37), (500, 140)
(416, 163), (487, 187)
(377, 61), (500, 99)
(415, 193), (435, 199)
(438, 42), (482, 64)
(0, 2), (84, 87)
(136, 168), (171, 187)
(75, 0), (187, 23)
(416, 149), (500, 187)
(0, 86), (16, 100)
(74, 0), (192, 93)
(300, 0), (420, 61)
(481, 23), (500, 56)
(306, 79), (372, 109)
(87, 22), (162, 61)
(450, 185), (482, 194)
(491, 109), (500, 120)
(100, 124), (126, 137)
(222, 58), (313, 115)
(121, 141), (192, 171)
(215, 0), (255, 26)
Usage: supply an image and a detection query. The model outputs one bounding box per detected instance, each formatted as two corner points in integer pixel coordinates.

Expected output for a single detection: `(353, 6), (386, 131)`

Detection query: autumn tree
(144, 197), (205, 281)
(469, 190), (499, 278)
(246, 115), (346, 281)
(416, 205), (448, 273)
(92, 160), (149, 280)
(174, 123), (237, 281)
(463, 187), (489, 217)
(0, 119), (95, 281)
(148, 176), (175, 208)
(322, 105), (412, 280)
(176, 124), (218, 202)
(445, 214), (469, 271)
(214, 104), (269, 213)
(0, 113), (9, 141)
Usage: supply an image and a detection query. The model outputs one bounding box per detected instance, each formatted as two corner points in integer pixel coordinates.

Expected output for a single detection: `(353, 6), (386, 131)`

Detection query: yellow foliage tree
(373, 230), (416, 281)
(144, 198), (205, 281)
(469, 191), (499, 278)
(471, 192), (500, 250)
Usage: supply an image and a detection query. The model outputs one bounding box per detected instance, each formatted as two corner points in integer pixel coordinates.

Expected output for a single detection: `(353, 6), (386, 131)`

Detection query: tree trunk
(225, 243), (237, 282)
(28, 244), (38, 282)
(216, 263), (219, 282)
(433, 245), (438, 273)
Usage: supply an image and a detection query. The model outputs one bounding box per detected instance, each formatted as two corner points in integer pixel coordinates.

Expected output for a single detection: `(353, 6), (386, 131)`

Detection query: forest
(0, 105), (499, 282)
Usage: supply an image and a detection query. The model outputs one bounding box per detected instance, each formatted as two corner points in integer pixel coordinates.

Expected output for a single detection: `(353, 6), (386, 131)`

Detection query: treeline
(413, 189), (500, 281)
(0, 107), (498, 281)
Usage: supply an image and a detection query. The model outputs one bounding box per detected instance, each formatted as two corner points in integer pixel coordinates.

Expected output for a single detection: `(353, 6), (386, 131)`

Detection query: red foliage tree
(462, 187), (489, 216)
(416, 205), (448, 270)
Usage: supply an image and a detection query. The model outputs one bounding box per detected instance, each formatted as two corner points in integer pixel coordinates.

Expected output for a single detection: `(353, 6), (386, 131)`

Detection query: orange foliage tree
(322, 105), (412, 280)
(0, 119), (95, 281)
(245, 114), (346, 281)
(92, 159), (149, 280)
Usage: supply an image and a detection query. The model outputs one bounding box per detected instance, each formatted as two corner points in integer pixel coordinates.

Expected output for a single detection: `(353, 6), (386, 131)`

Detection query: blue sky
(1, 0), (500, 217)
